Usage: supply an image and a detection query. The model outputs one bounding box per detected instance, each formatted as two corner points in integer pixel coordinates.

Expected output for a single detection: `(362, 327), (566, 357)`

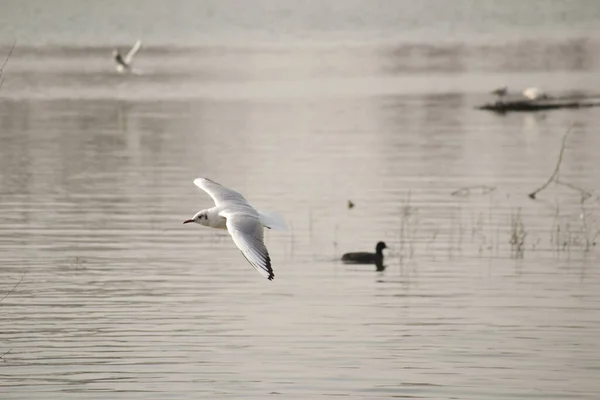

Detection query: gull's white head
(183, 209), (210, 226)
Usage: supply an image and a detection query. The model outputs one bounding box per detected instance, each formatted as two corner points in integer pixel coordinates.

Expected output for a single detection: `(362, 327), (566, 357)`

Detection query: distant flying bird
(523, 87), (549, 100)
(113, 40), (142, 74)
(491, 86), (508, 100)
(183, 178), (287, 281)
(347, 200), (355, 209)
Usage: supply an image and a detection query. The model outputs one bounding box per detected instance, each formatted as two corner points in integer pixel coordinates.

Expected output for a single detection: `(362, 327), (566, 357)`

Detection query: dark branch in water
(528, 126), (573, 200)
(0, 272), (26, 303)
(477, 99), (600, 113)
(0, 40), (16, 91)
(554, 179), (592, 201)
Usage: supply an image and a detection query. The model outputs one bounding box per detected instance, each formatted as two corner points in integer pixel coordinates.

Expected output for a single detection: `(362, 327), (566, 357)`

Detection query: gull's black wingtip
(266, 255), (274, 281)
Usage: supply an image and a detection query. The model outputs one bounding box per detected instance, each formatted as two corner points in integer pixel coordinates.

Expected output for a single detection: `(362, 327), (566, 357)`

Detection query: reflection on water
(1, 3), (600, 399)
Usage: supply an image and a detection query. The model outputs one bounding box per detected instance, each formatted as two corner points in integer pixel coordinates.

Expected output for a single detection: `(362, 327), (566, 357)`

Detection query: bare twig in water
(554, 179), (592, 201)
(0, 272), (26, 303)
(0, 349), (11, 362)
(0, 40), (16, 91)
(451, 184), (496, 197)
(528, 126), (573, 199)
(398, 192), (418, 267)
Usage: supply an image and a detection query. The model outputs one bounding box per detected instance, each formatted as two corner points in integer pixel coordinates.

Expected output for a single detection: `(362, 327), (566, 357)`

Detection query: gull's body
(113, 40), (142, 74)
(183, 178), (286, 281)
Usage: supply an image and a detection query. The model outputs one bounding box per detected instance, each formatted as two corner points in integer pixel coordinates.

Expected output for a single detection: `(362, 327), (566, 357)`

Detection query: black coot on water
(341, 241), (387, 271)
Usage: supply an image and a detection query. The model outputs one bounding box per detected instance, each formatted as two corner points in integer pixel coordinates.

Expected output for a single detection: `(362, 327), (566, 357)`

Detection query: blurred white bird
(183, 178), (287, 281)
(523, 87), (549, 100)
(113, 40), (142, 74)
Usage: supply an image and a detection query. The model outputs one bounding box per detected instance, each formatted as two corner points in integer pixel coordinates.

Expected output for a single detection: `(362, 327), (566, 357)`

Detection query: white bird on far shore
(523, 87), (549, 100)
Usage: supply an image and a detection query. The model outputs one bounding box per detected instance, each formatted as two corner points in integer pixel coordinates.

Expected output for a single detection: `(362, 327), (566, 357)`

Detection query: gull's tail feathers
(258, 210), (288, 231)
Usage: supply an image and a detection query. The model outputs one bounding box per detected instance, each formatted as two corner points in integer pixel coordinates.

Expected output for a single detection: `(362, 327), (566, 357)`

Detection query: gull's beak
(183, 219), (194, 224)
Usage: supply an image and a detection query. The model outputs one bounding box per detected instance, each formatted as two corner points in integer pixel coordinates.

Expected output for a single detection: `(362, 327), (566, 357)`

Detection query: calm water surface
(1, 2), (600, 399)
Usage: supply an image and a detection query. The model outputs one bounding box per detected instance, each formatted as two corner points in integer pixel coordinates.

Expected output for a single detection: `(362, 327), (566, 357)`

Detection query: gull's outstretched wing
(193, 178), (250, 207)
(124, 40), (142, 64)
(225, 213), (273, 280)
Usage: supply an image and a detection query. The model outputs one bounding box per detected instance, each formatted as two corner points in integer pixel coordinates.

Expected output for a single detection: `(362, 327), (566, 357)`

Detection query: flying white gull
(113, 40), (142, 74)
(183, 178), (287, 281)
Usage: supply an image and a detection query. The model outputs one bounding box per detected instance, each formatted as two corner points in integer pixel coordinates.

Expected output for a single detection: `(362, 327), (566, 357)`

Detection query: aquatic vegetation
(378, 185), (598, 267)
(0, 40), (15, 92)
(0, 272), (25, 303)
(397, 192), (419, 266)
(509, 208), (526, 258)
